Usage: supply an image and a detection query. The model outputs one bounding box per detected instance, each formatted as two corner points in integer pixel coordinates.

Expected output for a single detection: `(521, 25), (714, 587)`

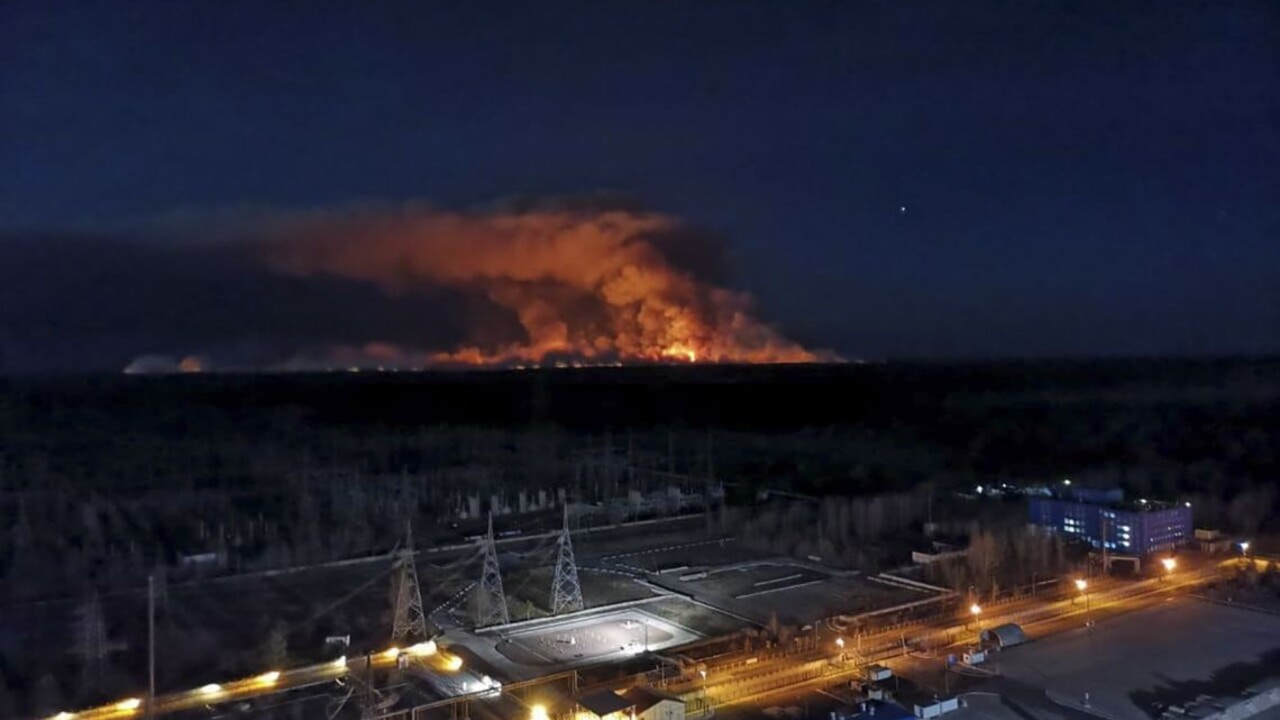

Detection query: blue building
(1028, 488), (1191, 555)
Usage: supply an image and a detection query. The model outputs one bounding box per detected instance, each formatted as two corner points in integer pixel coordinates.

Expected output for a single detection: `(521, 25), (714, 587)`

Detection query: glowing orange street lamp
(1075, 578), (1092, 626)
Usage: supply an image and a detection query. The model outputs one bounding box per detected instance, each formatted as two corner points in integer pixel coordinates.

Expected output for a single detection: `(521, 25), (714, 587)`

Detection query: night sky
(2, 1), (1277, 371)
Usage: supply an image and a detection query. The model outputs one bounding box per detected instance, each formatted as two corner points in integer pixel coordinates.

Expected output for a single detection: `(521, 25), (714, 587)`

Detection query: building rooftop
(1040, 493), (1189, 514)
(620, 686), (684, 713)
(578, 690), (635, 717)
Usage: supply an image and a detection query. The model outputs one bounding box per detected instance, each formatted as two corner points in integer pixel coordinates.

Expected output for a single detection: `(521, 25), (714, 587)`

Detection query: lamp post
(835, 636), (845, 664)
(1161, 556), (1176, 582)
(1075, 578), (1091, 627)
(970, 603), (982, 646)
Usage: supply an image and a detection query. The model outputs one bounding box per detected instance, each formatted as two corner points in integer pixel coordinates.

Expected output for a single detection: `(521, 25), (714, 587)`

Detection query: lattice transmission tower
(71, 590), (117, 690)
(551, 504), (584, 615)
(475, 512), (509, 627)
(391, 521), (430, 643)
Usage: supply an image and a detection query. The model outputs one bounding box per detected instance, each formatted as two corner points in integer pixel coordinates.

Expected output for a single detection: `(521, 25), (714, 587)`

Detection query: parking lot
(992, 596), (1280, 720)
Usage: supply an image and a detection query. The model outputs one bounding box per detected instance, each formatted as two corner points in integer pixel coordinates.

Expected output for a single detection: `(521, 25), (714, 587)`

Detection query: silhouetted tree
(33, 673), (62, 716)
(263, 620), (289, 669)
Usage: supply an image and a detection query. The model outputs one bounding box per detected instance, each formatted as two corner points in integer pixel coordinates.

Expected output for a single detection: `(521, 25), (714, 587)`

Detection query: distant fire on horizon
(251, 202), (832, 370)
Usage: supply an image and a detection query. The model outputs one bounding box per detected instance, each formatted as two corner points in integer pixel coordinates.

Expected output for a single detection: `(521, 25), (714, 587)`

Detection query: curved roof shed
(981, 623), (1027, 648)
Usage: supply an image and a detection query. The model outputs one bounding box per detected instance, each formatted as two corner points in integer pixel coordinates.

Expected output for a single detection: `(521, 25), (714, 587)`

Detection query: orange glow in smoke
(263, 205), (832, 367)
(663, 343), (698, 363)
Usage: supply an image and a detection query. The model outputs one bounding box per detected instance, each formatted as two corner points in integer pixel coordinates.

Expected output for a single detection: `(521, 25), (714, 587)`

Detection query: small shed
(866, 664), (893, 682)
(912, 697), (959, 718)
(980, 623), (1027, 649)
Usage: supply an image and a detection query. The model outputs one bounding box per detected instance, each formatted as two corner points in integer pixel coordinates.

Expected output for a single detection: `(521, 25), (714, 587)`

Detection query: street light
(970, 604), (983, 645)
(1161, 557), (1176, 572)
(1075, 579), (1091, 626)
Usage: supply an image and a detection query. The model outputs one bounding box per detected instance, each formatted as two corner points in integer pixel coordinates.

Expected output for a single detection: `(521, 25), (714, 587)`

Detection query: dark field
(4, 358), (1278, 493)
(1, 359), (1279, 715)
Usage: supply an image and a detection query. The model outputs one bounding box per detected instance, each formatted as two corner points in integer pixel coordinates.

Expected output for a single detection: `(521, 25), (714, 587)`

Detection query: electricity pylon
(551, 504), (584, 615)
(392, 521), (430, 643)
(476, 512), (509, 627)
(71, 590), (115, 691)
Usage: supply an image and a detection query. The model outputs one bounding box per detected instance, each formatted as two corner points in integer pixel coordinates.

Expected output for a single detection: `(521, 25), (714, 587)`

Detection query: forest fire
(262, 203), (829, 368)
(663, 343), (698, 363)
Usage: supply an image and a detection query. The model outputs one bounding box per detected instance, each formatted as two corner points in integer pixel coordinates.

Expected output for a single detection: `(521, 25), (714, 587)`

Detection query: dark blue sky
(2, 0), (1277, 366)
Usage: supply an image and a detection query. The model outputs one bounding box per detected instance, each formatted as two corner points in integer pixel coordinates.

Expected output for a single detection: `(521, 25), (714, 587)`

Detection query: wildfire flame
(663, 343), (698, 363)
(261, 203), (829, 367)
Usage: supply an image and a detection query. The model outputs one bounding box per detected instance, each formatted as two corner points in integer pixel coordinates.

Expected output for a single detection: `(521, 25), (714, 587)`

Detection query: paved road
(679, 562), (1219, 713)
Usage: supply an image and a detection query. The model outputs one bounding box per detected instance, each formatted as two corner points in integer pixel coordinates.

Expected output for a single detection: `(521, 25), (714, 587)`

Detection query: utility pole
(147, 575), (155, 720)
(362, 652), (376, 720)
(1100, 510), (1109, 575)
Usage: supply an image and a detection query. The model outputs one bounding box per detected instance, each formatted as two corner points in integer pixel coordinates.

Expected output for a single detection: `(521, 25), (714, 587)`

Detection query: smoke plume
(257, 202), (826, 367)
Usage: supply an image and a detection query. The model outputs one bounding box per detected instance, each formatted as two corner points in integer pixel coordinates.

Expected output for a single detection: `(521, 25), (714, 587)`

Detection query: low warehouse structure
(577, 687), (686, 720)
(578, 690), (636, 720)
(621, 686), (686, 720)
